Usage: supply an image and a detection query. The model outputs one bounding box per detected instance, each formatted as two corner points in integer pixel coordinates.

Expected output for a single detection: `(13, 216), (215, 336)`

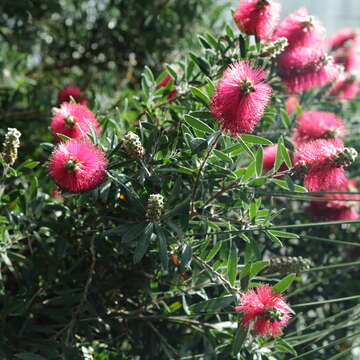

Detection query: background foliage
(1, 1), (360, 359)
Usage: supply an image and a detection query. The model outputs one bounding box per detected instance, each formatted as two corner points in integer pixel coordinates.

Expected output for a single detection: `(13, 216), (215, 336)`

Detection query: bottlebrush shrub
(2, 4), (360, 360)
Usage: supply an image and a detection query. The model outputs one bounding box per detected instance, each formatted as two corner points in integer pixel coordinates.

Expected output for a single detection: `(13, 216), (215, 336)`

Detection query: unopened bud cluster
(261, 37), (288, 58)
(1, 128), (21, 166)
(262, 256), (311, 275)
(146, 194), (164, 222)
(123, 132), (145, 159)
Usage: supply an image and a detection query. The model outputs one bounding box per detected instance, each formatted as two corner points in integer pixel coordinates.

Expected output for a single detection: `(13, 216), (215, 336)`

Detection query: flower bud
(146, 194), (164, 222)
(123, 132), (145, 159)
(1, 128), (21, 166)
(262, 256), (311, 275)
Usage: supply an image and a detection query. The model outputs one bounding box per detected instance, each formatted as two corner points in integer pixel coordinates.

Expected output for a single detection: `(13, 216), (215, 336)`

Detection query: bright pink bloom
(329, 28), (358, 51)
(49, 140), (107, 193)
(329, 75), (359, 99)
(333, 47), (357, 72)
(294, 139), (352, 191)
(234, 284), (291, 337)
(233, 0), (281, 40)
(211, 61), (272, 135)
(263, 144), (289, 173)
(293, 111), (345, 145)
(51, 102), (100, 142)
(58, 85), (89, 105)
(308, 201), (358, 221)
(294, 138), (344, 164)
(273, 7), (326, 49)
(308, 178), (360, 220)
(285, 96), (299, 114)
(304, 165), (347, 191)
(278, 48), (340, 93)
(157, 74), (177, 99)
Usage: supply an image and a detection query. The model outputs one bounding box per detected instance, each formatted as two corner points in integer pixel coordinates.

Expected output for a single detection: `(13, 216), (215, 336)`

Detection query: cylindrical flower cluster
(1, 128), (21, 166)
(146, 194), (164, 222)
(123, 132), (145, 159)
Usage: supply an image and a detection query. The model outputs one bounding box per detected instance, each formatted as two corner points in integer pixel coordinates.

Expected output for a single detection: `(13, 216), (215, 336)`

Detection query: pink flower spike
(51, 102), (100, 142)
(273, 7), (326, 49)
(329, 75), (360, 99)
(282, 58), (341, 94)
(49, 140), (107, 193)
(233, 0), (281, 40)
(294, 138), (344, 165)
(285, 96), (299, 114)
(235, 284), (291, 338)
(304, 165), (347, 191)
(211, 61), (272, 136)
(293, 111), (345, 145)
(329, 28), (358, 51)
(58, 85), (88, 105)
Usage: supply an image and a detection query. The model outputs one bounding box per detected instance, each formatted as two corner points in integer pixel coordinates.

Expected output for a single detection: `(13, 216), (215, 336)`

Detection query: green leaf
(255, 146), (263, 176)
(237, 136), (255, 158)
(213, 149), (232, 163)
(248, 177), (266, 187)
(133, 223), (153, 263)
(232, 324), (248, 355)
(190, 111), (214, 120)
(15, 354), (47, 360)
(250, 260), (269, 279)
(225, 24), (235, 39)
(280, 143), (292, 168)
(272, 273), (296, 293)
(271, 179), (307, 193)
(190, 86), (211, 105)
(184, 114), (214, 133)
(206, 242), (222, 262)
(274, 137), (284, 171)
(227, 242), (238, 286)
(265, 230), (283, 247)
(189, 52), (211, 75)
(156, 226), (168, 271)
(241, 134), (272, 145)
(280, 108), (291, 129)
(268, 230), (299, 239)
(166, 65), (177, 81)
(276, 339), (297, 356)
(180, 243), (192, 272)
(205, 33), (219, 50)
(190, 295), (235, 313)
(18, 160), (40, 170)
(243, 161), (256, 182)
(56, 133), (71, 142)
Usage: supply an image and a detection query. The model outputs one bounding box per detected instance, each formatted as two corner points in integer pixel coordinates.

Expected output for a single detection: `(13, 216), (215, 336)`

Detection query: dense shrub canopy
(1, 1), (360, 359)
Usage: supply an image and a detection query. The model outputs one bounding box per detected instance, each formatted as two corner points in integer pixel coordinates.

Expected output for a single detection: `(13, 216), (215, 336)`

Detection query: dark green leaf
(273, 273), (296, 293)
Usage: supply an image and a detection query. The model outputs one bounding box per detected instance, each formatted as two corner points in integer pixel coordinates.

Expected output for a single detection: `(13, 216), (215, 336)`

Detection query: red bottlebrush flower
(211, 61), (272, 135)
(233, 0), (281, 40)
(285, 96), (299, 114)
(234, 284), (291, 337)
(263, 144), (289, 173)
(49, 140), (107, 193)
(308, 201), (358, 221)
(329, 75), (359, 99)
(333, 47), (357, 72)
(58, 85), (89, 105)
(304, 165), (347, 191)
(157, 73), (177, 100)
(273, 7), (326, 49)
(294, 138), (344, 164)
(278, 51), (341, 94)
(329, 28), (358, 51)
(292, 111), (345, 145)
(51, 102), (100, 142)
(294, 139), (357, 191)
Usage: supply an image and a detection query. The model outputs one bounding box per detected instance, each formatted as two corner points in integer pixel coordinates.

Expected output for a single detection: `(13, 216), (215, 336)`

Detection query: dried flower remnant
(233, 0), (281, 40)
(49, 140), (107, 193)
(262, 257), (311, 275)
(261, 37), (288, 58)
(235, 284), (291, 337)
(146, 194), (164, 222)
(1, 128), (21, 166)
(51, 102), (100, 142)
(123, 132), (145, 159)
(211, 61), (271, 135)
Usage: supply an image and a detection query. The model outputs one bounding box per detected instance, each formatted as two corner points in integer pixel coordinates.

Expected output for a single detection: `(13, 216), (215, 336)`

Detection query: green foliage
(1, 2), (360, 359)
